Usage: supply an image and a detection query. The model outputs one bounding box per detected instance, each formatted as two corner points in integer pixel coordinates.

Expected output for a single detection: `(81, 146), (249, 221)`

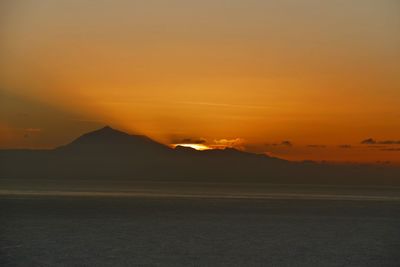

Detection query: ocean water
(1, 195), (400, 266)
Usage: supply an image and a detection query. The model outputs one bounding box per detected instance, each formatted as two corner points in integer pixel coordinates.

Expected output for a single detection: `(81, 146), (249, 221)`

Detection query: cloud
(361, 138), (400, 145)
(265, 140), (293, 147)
(213, 138), (245, 150)
(361, 138), (376, 144)
(180, 138), (207, 144)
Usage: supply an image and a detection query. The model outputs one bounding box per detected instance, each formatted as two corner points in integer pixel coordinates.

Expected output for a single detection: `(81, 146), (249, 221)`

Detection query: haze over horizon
(1, 0), (400, 164)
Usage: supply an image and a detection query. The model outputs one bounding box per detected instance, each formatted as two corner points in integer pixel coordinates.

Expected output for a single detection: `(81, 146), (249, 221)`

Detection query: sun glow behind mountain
(172, 144), (211, 151)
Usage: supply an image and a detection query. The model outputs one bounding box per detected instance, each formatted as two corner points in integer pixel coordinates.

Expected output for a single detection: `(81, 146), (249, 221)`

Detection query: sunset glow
(1, 0), (399, 164)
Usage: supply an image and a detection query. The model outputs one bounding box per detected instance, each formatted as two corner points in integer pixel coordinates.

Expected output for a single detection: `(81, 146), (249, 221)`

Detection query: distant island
(1, 126), (399, 186)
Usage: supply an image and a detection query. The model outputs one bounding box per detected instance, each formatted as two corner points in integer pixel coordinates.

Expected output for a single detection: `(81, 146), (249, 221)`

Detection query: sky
(1, 0), (400, 163)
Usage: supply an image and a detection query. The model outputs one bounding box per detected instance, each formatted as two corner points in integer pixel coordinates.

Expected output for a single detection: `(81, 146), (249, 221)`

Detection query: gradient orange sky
(1, 0), (400, 163)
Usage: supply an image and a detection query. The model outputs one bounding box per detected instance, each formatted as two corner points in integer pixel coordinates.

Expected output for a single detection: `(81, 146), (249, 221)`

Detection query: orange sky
(1, 0), (400, 163)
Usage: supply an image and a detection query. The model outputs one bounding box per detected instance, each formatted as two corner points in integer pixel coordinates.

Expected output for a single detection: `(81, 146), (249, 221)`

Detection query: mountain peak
(57, 126), (169, 153)
(101, 125), (112, 130)
(96, 125), (122, 134)
(100, 125), (117, 131)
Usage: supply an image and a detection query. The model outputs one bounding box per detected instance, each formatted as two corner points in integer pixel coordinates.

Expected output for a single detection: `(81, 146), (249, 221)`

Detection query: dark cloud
(178, 138), (207, 144)
(361, 138), (400, 145)
(265, 141), (293, 147)
(361, 138), (376, 144)
(338, 144), (352, 149)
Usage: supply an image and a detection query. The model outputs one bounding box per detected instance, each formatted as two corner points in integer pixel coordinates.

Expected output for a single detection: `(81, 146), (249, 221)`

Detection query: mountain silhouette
(1, 126), (399, 186)
(56, 126), (170, 155)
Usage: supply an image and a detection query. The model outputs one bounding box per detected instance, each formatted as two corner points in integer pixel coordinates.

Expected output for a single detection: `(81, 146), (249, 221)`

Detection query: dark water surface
(1, 196), (400, 266)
